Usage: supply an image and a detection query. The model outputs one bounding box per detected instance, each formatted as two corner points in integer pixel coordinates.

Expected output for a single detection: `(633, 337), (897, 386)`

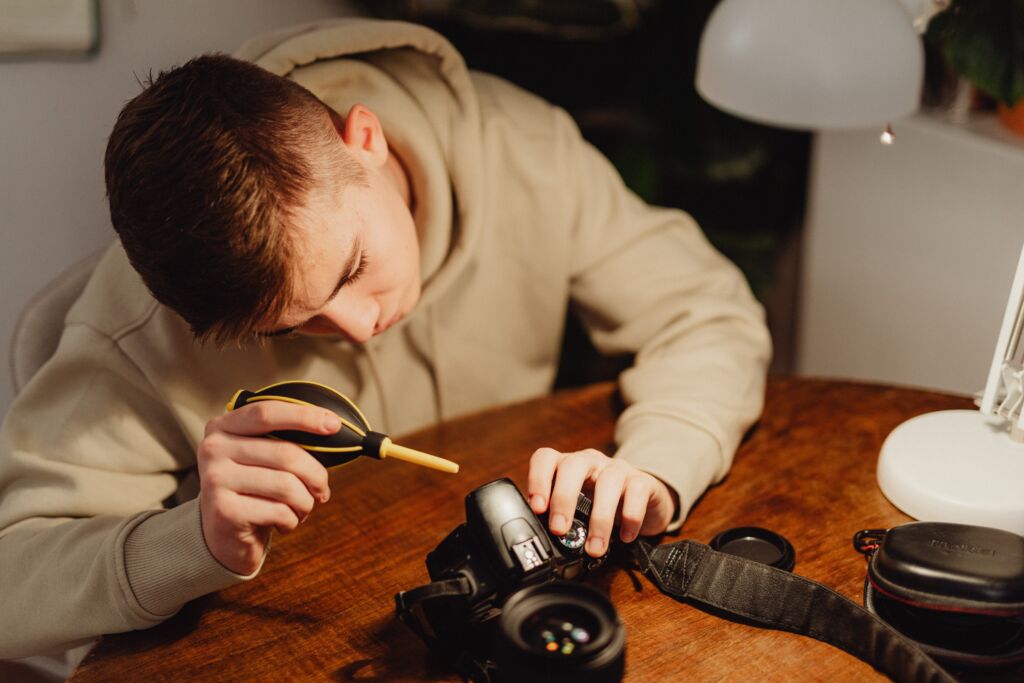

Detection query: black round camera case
(860, 522), (1024, 667)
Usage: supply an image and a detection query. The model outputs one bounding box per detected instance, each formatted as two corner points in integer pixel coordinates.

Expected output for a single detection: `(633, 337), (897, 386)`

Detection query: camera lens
(494, 582), (625, 682)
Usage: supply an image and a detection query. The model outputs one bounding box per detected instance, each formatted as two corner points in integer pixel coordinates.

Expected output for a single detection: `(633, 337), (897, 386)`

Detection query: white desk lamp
(696, 0), (1024, 534)
(878, 248), (1024, 534)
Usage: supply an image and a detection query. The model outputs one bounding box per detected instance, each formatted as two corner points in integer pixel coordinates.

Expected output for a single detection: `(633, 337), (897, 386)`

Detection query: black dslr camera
(395, 478), (625, 682)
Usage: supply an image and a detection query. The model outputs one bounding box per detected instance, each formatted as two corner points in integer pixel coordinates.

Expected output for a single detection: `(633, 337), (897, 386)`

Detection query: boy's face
(263, 145), (421, 344)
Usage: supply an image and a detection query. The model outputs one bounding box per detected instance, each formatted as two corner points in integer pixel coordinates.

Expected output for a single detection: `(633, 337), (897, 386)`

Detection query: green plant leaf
(926, 0), (1024, 106)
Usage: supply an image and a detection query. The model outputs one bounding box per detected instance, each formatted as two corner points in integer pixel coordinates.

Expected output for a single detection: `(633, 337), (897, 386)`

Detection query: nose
(314, 295), (380, 343)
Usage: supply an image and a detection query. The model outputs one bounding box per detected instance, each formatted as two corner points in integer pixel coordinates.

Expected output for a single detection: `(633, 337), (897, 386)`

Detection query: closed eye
(256, 249), (369, 338)
(344, 250), (369, 287)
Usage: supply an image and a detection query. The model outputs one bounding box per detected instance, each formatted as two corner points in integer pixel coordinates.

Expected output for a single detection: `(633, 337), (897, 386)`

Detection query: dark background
(354, 0), (812, 382)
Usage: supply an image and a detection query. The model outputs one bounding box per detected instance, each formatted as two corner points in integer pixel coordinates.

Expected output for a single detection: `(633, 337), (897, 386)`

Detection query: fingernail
(621, 530), (636, 544)
(323, 413), (341, 432)
(530, 495), (545, 511)
(551, 514), (568, 534)
(588, 537), (606, 555)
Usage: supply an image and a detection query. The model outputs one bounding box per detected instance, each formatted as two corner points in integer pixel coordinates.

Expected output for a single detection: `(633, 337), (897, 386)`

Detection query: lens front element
(495, 582), (625, 682)
(524, 604), (597, 656)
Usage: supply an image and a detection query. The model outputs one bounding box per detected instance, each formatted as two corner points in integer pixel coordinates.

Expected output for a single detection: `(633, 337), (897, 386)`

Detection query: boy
(0, 18), (770, 658)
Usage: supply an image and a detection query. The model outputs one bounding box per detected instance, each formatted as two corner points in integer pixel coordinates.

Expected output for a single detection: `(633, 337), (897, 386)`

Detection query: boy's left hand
(527, 447), (677, 558)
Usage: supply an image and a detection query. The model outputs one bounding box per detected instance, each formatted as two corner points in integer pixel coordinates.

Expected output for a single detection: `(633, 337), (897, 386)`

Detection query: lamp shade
(695, 0), (924, 129)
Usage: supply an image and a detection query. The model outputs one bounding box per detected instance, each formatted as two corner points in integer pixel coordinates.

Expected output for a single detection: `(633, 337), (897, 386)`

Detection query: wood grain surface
(69, 376), (1018, 682)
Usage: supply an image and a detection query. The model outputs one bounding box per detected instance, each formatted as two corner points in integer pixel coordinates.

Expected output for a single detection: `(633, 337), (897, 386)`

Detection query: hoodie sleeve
(553, 107), (773, 528)
(0, 324), (255, 659)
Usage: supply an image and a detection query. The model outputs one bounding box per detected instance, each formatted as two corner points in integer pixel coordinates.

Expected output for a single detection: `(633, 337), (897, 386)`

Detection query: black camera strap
(395, 577), (499, 681)
(634, 539), (955, 683)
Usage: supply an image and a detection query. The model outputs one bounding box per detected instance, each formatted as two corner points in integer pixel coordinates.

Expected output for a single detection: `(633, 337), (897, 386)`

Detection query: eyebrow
(260, 240), (362, 337)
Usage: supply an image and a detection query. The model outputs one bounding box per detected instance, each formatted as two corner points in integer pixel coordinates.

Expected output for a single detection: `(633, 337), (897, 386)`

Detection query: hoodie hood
(235, 18), (483, 308)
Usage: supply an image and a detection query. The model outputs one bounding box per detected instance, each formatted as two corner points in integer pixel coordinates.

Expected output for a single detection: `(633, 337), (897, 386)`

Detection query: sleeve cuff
(613, 416), (724, 532)
(121, 498), (262, 618)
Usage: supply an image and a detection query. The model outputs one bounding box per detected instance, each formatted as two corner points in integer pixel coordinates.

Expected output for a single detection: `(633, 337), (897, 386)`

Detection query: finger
(232, 492), (303, 535)
(619, 476), (653, 543)
(586, 465), (627, 556)
(639, 478), (676, 537)
(221, 464), (317, 523)
(198, 433), (330, 503)
(224, 436), (331, 503)
(214, 401), (342, 438)
(527, 448), (564, 513)
(548, 451), (600, 535)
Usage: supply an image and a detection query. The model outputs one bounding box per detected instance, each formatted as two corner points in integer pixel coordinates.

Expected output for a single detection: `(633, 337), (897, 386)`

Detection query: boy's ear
(336, 104), (389, 169)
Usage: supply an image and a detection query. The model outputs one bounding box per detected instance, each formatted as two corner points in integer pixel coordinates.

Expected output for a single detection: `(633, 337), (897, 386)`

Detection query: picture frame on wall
(0, 0), (99, 59)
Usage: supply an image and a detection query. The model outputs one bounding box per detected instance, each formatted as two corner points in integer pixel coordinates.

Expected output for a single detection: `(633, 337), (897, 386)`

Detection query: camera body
(428, 477), (601, 600)
(395, 478), (624, 682)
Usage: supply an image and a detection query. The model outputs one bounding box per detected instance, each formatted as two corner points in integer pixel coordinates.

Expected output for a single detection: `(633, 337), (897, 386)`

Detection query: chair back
(9, 251), (103, 394)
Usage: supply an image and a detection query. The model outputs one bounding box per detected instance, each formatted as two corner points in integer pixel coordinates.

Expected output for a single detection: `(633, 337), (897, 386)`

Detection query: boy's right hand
(196, 401), (338, 575)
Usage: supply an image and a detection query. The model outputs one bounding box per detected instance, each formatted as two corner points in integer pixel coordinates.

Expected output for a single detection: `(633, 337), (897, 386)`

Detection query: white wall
(0, 0), (356, 416)
(798, 111), (1024, 395)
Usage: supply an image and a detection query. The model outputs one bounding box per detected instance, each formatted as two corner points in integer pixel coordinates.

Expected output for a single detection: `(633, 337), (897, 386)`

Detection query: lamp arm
(979, 243), (1024, 440)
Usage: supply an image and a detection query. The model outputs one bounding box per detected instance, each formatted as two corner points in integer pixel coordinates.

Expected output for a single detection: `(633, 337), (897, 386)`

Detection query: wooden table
(70, 377), (1016, 682)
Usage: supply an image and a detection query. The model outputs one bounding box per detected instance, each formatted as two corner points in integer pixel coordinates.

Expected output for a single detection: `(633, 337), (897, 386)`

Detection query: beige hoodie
(0, 19), (770, 658)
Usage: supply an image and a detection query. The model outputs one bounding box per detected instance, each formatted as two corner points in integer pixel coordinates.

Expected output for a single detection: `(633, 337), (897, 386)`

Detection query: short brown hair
(105, 54), (365, 346)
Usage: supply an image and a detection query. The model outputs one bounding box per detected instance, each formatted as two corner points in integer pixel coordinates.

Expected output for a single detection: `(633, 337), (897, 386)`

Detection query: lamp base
(877, 410), (1024, 535)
